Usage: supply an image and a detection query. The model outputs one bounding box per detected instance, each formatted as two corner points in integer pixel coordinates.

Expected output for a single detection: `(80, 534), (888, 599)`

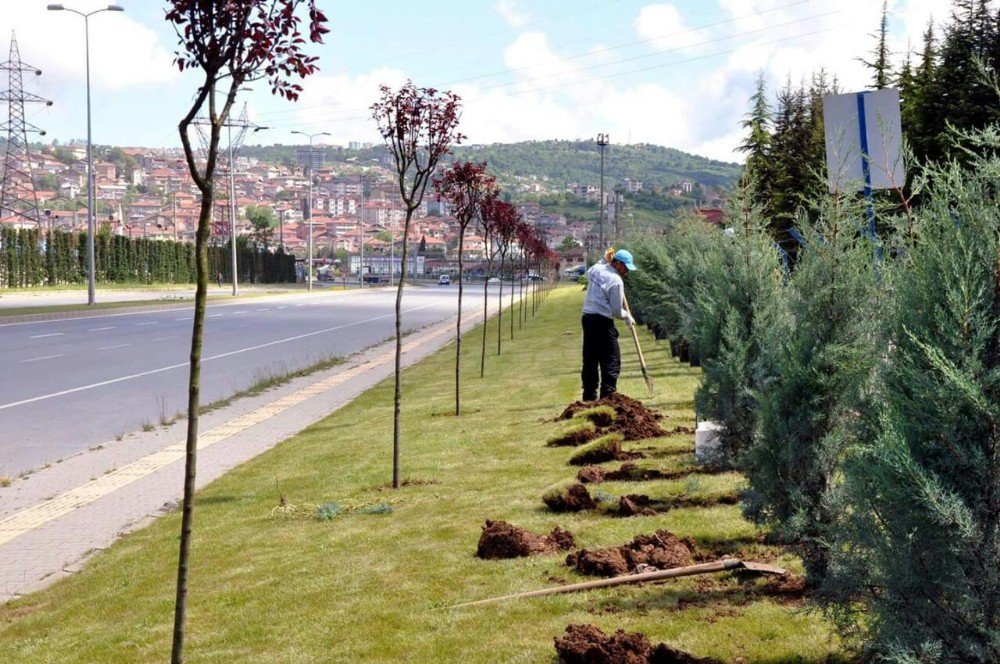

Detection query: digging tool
(622, 293), (654, 396)
(447, 559), (786, 609)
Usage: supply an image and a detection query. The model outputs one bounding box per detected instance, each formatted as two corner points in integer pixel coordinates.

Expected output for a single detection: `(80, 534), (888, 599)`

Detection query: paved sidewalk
(0, 298), (498, 603)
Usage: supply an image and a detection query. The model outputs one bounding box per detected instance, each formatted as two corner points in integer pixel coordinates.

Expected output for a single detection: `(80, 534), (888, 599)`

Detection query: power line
(260, 20), (846, 132)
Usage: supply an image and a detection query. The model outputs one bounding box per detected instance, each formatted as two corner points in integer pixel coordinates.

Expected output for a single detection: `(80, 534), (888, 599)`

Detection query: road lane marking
(135, 322), (158, 326)
(278, 306), (288, 310)
(0, 303), (439, 412)
(98, 344), (130, 351)
(0, 323), (453, 547)
(255, 308), (270, 312)
(173, 317), (188, 321)
(152, 336), (176, 342)
(88, 327), (115, 332)
(19, 354), (65, 364)
(207, 314), (222, 318)
(231, 310), (247, 314)
(29, 333), (65, 339)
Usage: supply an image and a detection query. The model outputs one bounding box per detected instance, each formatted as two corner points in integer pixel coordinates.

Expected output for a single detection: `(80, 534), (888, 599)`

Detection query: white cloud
(635, 4), (703, 52)
(0, 2), (176, 91)
(495, 0), (531, 29)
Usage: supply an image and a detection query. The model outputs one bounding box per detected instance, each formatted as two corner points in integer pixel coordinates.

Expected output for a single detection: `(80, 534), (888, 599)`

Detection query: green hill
(450, 139), (742, 191)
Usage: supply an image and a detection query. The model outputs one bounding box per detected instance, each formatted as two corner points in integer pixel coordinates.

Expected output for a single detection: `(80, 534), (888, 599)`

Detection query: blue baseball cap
(613, 249), (637, 271)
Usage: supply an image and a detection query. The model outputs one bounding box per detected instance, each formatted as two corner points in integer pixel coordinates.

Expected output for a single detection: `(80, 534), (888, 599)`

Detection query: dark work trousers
(581, 313), (620, 401)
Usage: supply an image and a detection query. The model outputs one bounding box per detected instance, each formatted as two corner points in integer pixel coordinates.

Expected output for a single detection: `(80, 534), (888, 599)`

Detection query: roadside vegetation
(0, 287), (843, 662)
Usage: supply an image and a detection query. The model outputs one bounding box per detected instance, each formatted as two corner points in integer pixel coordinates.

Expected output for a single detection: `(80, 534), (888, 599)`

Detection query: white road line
(231, 310), (247, 314)
(88, 327), (115, 332)
(98, 344), (130, 351)
(173, 317), (188, 321)
(278, 306), (288, 310)
(135, 322), (158, 326)
(255, 308), (270, 312)
(207, 313), (223, 318)
(0, 303), (438, 412)
(20, 354), (65, 364)
(152, 336), (176, 342)
(28, 333), (65, 339)
(294, 304), (306, 307)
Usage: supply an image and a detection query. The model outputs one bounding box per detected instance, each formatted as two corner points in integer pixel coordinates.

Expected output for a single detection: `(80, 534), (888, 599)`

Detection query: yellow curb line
(0, 324), (452, 547)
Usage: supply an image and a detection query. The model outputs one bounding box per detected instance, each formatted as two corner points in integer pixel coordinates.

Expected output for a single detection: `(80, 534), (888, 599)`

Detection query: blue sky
(2, 0), (942, 161)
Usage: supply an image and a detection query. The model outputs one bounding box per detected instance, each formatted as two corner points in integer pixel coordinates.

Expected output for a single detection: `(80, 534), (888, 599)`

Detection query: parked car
(438, 274), (451, 285)
(486, 277), (501, 284)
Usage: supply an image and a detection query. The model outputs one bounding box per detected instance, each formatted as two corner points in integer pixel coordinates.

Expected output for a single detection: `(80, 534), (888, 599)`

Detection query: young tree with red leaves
(433, 161), (496, 415)
(515, 221), (534, 330)
(478, 192), (501, 377)
(372, 81), (463, 488)
(493, 201), (520, 355)
(165, 2), (327, 661)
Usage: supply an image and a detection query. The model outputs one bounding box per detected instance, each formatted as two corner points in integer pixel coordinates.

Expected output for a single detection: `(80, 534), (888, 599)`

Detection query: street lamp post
(291, 130), (329, 291)
(48, 3), (124, 306)
(596, 132), (609, 252)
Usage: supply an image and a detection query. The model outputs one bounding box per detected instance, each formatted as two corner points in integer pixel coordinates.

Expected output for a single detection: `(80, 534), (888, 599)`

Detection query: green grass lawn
(0, 287), (846, 663)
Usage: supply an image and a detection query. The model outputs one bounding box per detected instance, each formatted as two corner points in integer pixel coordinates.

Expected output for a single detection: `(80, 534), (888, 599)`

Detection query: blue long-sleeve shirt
(582, 260), (625, 320)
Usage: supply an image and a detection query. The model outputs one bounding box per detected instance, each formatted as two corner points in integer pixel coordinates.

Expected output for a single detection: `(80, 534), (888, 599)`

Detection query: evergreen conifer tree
(827, 140), (1000, 662)
(742, 196), (881, 584)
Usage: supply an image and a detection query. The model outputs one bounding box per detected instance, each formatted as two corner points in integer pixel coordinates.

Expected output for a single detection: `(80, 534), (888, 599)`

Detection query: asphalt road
(0, 284), (494, 476)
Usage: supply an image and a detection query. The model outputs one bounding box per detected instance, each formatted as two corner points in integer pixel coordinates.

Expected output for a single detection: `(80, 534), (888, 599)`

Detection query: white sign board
(823, 89), (904, 194)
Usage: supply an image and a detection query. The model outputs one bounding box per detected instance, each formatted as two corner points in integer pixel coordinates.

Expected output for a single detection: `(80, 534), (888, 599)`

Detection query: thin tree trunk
(455, 229), (465, 416)
(171, 186), (212, 664)
(481, 270), (488, 378)
(509, 261), (515, 340)
(392, 211), (411, 489)
(519, 258), (525, 329)
(497, 255), (504, 355)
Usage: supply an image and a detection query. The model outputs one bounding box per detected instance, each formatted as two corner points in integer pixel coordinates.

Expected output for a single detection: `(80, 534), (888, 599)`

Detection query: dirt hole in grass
(543, 482), (598, 512)
(476, 520), (575, 559)
(559, 393), (669, 442)
(577, 462), (730, 485)
(610, 492), (741, 517)
(566, 530), (697, 577)
(554, 624), (721, 664)
(675, 573), (810, 611)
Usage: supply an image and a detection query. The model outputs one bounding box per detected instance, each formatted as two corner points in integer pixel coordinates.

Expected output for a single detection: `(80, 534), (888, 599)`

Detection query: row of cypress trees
(627, 125), (1000, 659)
(0, 226), (295, 288)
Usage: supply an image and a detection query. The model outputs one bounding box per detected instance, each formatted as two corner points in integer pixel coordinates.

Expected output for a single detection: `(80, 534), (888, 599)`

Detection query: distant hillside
(450, 140), (742, 191)
(240, 139), (742, 194)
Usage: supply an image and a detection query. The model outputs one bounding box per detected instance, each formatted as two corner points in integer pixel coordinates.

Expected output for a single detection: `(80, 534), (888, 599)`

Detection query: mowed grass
(0, 286), (845, 663)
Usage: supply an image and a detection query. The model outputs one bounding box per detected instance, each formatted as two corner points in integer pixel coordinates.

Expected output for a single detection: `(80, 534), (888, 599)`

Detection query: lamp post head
(46, 4), (65, 10)
(107, 5), (125, 11)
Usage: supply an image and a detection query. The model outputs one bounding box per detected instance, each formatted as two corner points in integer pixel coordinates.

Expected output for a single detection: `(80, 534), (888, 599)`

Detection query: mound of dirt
(476, 520), (576, 559)
(579, 463), (674, 484)
(617, 495), (657, 517)
(544, 483), (598, 512)
(554, 624), (721, 664)
(566, 530), (696, 577)
(559, 393), (669, 442)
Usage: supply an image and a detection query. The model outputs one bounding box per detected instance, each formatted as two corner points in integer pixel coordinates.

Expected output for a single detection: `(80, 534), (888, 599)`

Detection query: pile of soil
(579, 463), (671, 484)
(566, 530), (696, 577)
(544, 483), (598, 512)
(554, 624), (721, 664)
(559, 393), (669, 441)
(617, 495), (657, 517)
(476, 520), (575, 559)
(550, 426), (599, 447)
(570, 438), (644, 466)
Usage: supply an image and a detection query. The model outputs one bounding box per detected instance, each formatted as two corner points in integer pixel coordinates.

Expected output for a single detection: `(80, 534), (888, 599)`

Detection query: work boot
(582, 392), (597, 402)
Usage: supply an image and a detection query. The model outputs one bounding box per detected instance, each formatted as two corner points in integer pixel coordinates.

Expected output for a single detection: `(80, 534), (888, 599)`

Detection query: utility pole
(596, 133), (609, 252)
(291, 130), (329, 291)
(193, 104), (266, 295)
(0, 33), (52, 228)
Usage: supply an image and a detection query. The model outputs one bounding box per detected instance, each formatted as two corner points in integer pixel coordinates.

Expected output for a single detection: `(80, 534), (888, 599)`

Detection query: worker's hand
(623, 312), (635, 327)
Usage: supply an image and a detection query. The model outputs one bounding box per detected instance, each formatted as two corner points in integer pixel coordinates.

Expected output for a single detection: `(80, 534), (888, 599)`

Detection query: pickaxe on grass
(446, 559), (787, 609)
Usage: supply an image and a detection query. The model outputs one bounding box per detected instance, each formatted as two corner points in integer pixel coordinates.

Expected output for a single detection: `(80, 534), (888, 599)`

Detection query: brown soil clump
(566, 530), (696, 577)
(579, 463), (733, 485)
(559, 393), (669, 441)
(544, 483), (598, 512)
(554, 624), (721, 664)
(476, 520), (575, 559)
(618, 495), (657, 517)
(550, 426), (599, 447)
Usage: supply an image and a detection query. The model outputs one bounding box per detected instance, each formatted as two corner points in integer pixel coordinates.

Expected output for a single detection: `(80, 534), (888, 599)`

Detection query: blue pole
(856, 92), (876, 240)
